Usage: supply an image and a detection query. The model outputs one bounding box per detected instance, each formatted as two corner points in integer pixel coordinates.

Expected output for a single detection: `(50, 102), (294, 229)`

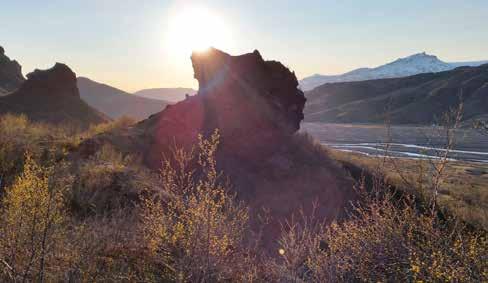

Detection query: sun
(165, 5), (231, 56)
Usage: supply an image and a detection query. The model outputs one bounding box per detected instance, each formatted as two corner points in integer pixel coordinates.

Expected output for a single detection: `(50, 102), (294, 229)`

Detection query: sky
(1, 0), (487, 92)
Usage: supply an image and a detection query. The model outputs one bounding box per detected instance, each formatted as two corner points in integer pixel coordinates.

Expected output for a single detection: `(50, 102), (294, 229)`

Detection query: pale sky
(1, 0), (487, 92)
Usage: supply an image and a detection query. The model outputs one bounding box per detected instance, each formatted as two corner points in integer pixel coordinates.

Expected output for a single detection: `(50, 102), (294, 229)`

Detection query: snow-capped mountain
(300, 53), (488, 91)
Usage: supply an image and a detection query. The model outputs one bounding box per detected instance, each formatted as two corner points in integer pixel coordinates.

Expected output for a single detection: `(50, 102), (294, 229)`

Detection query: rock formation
(21, 63), (80, 98)
(0, 63), (108, 128)
(138, 48), (306, 165)
(80, 48), (354, 248)
(0, 46), (25, 95)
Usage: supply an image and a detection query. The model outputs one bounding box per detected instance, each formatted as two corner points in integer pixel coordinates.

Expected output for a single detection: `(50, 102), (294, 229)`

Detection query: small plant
(141, 129), (252, 282)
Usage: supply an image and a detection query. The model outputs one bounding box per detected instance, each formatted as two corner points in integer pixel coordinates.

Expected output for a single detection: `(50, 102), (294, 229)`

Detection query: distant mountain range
(77, 77), (171, 120)
(133, 87), (196, 102)
(305, 63), (488, 125)
(300, 52), (488, 91)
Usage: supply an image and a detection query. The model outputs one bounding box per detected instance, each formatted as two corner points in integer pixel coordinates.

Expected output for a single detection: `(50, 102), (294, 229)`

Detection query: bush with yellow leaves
(141, 130), (254, 282)
(269, 180), (488, 282)
(0, 154), (73, 282)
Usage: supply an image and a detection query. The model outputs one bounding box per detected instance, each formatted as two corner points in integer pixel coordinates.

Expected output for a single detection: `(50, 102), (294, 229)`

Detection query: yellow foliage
(141, 129), (251, 282)
(304, 191), (488, 282)
(0, 153), (71, 282)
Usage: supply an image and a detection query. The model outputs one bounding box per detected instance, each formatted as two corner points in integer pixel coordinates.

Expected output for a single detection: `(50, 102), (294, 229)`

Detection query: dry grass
(266, 170), (488, 282)
(329, 149), (488, 230)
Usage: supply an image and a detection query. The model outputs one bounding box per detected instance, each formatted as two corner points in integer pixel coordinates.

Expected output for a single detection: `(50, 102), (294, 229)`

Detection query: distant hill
(305, 64), (488, 125)
(77, 77), (171, 120)
(300, 52), (488, 91)
(133, 87), (196, 102)
(0, 63), (108, 128)
(0, 46), (24, 95)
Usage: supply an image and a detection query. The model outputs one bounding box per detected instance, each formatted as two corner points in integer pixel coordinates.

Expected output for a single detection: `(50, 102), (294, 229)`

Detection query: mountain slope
(0, 63), (108, 128)
(300, 53), (488, 91)
(77, 77), (171, 120)
(0, 46), (24, 95)
(133, 87), (196, 102)
(305, 64), (488, 125)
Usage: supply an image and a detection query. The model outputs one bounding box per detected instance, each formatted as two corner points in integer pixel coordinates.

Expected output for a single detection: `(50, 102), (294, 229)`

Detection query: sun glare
(166, 5), (231, 56)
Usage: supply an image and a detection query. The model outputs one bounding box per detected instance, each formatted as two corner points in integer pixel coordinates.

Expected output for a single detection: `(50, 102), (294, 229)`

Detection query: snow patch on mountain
(300, 53), (488, 91)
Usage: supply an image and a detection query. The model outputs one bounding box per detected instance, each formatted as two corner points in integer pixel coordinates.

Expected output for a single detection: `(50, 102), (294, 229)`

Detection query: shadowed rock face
(20, 63), (79, 99)
(192, 48), (305, 134)
(140, 48), (306, 166)
(0, 46), (25, 94)
(0, 63), (108, 128)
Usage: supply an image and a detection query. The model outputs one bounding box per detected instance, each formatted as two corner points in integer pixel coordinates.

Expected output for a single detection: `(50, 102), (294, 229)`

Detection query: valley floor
(302, 122), (488, 163)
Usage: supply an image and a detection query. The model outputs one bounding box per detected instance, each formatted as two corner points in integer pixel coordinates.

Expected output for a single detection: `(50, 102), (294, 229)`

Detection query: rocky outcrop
(19, 63), (79, 98)
(80, 48), (354, 249)
(139, 48), (306, 165)
(0, 63), (108, 128)
(0, 46), (25, 95)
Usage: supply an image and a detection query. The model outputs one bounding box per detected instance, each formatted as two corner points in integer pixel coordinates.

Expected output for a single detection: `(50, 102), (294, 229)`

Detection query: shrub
(270, 181), (488, 282)
(0, 154), (73, 282)
(141, 130), (253, 282)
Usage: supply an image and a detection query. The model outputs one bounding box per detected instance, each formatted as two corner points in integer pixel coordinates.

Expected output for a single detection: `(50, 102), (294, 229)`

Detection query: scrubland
(0, 114), (486, 282)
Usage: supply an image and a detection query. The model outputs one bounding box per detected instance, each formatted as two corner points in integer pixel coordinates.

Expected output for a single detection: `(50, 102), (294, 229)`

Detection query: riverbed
(302, 123), (488, 163)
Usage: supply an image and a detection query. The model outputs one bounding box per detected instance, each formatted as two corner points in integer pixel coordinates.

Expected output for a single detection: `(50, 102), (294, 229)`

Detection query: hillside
(79, 48), (355, 247)
(300, 52), (488, 91)
(0, 46), (24, 95)
(77, 77), (170, 120)
(133, 87), (196, 102)
(305, 64), (488, 125)
(0, 63), (108, 128)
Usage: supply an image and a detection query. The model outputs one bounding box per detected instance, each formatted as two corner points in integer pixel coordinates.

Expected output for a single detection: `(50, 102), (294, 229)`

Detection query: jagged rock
(0, 46), (25, 94)
(0, 63), (108, 128)
(21, 63), (80, 98)
(138, 48), (306, 166)
(192, 48), (305, 134)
